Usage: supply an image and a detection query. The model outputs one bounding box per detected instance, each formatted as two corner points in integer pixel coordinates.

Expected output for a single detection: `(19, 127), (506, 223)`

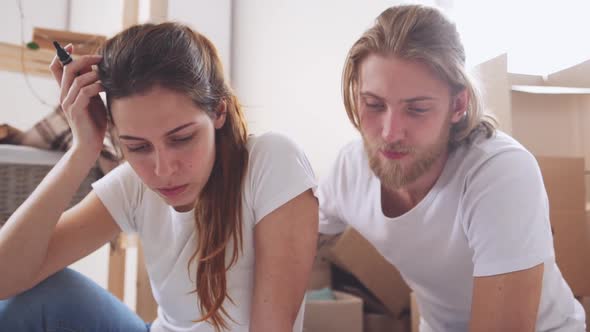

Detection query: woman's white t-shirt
(317, 131), (586, 331)
(92, 132), (317, 332)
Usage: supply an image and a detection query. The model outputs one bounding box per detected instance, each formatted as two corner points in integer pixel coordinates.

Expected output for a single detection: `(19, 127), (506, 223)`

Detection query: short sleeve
(91, 162), (142, 233)
(462, 149), (555, 276)
(316, 146), (351, 235)
(247, 132), (317, 224)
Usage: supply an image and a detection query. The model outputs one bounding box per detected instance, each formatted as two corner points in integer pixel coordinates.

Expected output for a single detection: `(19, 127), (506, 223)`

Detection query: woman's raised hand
(49, 44), (106, 160)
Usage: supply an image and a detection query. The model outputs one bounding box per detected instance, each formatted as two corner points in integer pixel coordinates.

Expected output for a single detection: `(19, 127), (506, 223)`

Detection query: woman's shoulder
(247, 131), (300, 152)
(244, 131), (315, 185)
(246, 132), (308, 163)
(243, 132), (317, 223)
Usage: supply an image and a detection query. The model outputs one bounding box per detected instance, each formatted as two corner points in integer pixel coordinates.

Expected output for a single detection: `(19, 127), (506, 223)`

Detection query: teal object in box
(306, 287), (336, 301)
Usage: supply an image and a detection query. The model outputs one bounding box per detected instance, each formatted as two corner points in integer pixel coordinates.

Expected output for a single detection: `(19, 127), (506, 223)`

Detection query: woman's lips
(381, 149), (409, 160)
(158, 184), (189, 198)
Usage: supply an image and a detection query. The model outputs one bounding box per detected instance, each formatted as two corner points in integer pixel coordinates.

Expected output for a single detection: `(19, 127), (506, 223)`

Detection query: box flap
(327, 228), (411, 316)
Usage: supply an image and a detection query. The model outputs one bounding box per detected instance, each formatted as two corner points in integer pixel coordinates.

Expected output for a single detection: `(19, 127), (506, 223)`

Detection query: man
(317, 4), (585, 331)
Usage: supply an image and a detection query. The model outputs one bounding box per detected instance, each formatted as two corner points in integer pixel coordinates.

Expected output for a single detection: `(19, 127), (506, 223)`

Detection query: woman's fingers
(61, 70), (100, 111)
(69, 82), (105, 121)
(58, 54), (103, 103)
(49, 44), (74, 87)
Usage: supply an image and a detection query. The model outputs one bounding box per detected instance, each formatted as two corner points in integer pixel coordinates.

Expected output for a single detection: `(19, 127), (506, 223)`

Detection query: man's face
(357, 54), (466, 190)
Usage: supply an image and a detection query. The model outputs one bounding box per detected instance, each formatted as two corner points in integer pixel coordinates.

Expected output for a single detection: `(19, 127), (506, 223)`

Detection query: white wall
(232, 0), (437, 178)
(167, 0), (232, 79)
(0, 0), (68, 130)
(69, 0), (124, 37)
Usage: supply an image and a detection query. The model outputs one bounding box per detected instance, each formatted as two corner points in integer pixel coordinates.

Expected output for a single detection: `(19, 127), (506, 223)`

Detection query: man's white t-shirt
(317, 131), (586, 331)
(92, 132), (317, 332)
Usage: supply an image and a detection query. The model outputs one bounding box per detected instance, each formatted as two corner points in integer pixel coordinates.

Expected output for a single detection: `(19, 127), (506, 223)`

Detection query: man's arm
(469, 263), (544, 332)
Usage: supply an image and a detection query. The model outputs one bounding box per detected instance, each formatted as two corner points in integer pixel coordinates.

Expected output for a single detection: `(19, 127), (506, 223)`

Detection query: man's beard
(363, 121), (451, 190)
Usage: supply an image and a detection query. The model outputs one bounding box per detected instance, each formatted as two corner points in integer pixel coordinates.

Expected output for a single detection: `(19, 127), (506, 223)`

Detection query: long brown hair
(342, 4), (497, 148)
(97, 22), (249, 331)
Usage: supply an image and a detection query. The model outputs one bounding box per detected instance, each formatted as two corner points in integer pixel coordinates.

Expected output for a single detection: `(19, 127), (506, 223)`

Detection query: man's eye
(409, 108), (428, 113)
(127, 144), (150, 152)
(365, 102), (385, 110)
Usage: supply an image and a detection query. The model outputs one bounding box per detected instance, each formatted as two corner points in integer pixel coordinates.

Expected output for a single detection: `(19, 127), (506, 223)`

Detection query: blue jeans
(0, 268), (150, 331)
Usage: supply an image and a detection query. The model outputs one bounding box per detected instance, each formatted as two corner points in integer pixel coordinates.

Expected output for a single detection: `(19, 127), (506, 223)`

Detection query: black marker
(53, 41), (73, 65)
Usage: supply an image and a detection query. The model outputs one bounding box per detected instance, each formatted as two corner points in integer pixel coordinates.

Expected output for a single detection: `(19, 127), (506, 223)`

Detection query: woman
(0, 23), (318, 332)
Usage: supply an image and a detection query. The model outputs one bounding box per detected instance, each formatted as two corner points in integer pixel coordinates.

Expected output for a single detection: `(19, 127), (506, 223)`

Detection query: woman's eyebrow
(118, 122), (198, 141)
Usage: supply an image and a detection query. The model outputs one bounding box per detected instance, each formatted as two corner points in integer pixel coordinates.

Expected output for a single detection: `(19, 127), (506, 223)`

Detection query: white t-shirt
(92, 132), (317, 332)
(317, 131), (586, 332)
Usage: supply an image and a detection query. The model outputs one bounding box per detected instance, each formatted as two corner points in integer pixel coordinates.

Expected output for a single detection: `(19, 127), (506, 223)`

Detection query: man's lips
(157, 184), (189, 198)
(380, 149), (409, 160)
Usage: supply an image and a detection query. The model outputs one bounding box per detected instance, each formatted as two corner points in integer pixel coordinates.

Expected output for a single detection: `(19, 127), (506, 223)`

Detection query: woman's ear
(214, 100), (227, 129)
(450, 88), (469, 124)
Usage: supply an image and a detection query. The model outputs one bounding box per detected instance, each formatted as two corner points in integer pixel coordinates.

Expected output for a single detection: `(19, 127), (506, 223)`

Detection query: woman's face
(110, 85), (225, 212)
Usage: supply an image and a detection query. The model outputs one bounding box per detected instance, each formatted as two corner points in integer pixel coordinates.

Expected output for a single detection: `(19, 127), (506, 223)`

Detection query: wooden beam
(108, 234), (127, 301)
(32, 28), (106, 55)
(0, 28), (106, 78)
(149, 0), (168, 23)
(122, 0), (139, 29)
(136, 241), (158, 322)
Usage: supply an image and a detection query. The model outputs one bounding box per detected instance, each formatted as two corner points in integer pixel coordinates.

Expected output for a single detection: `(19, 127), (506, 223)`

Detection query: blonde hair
(342, 4), (497, 147)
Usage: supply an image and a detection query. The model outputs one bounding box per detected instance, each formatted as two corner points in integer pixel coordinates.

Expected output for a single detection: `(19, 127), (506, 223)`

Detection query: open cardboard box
(473, 55), (590, 202)
(364, 312), (409, 332)
(326, 228), (411, 318)
(304, 290), (363, 332)
(536, 157), (590, 296)
(474, 54), (590, 297)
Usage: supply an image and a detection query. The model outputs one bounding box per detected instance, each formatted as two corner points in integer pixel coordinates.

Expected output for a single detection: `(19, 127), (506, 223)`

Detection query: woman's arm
(0, 47), (118, 298)
(0, 152), (121, 298)
(249, 189), (318, 332)
(469, 263), (544, 332)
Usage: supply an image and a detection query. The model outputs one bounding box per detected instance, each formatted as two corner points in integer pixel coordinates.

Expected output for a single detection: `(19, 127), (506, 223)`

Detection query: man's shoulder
(459, 131), (529, 165)
(454, 130), (537, 181)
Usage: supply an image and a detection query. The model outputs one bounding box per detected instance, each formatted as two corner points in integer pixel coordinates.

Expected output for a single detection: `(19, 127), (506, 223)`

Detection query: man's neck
(381, 151), (449, 218)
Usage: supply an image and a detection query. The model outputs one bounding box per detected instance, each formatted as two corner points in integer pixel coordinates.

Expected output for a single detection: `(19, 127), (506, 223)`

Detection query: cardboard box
(475, 55), (590, 297)
(475, 55), (590, 202)
(536, 157), (590, 296)
(537, 157), (586, 211)
(327, 228), (411, 316)
(304, 290), (363, 332)
(364, 313), (409, 332)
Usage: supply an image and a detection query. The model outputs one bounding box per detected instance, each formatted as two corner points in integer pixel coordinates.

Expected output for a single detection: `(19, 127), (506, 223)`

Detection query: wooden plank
(411, 292), (420, 332)
(0, 42), (55, 77)
(32, 28), (106, 55)
(107, 234), (127, 301)
(136, 241), (158, 322)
